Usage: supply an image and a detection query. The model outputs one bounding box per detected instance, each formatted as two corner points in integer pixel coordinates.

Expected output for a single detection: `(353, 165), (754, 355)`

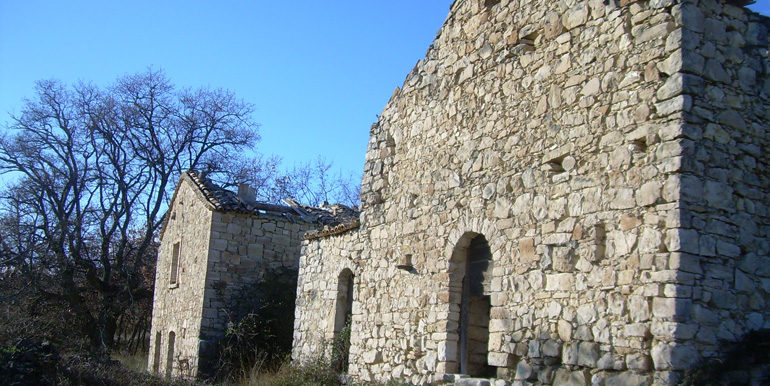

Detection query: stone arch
(447, 231), (495, 377)
(333, 268), (355, 372)
(439, 215), (505, 376)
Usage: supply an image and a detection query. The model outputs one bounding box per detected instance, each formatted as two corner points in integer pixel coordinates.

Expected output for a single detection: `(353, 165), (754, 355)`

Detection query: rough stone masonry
(147, 172), (355, 377)
(292, 0), (769, 384)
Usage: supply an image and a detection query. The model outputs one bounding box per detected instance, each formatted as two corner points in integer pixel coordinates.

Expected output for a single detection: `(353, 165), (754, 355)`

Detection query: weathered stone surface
(553, 368), (587, 386)
(562, 4), (589, 30)
(150, 1), (770, 384)
(595, 371), (651, 386)
(148, 173), (320, 377)
(514, 360), (533, 380)
(637, 181), (663, 207)
(577, 342), (600, 367)
(651, 343), (699, 370)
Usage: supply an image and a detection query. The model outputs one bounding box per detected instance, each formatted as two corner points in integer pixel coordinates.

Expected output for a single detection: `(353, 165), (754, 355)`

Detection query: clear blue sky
(0, 0), (454, 181)
(1, 1), (768, 181)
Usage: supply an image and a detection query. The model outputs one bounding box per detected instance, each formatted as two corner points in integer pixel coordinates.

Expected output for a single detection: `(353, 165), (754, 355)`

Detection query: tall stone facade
(147, 172), (353, 377)
(292, 0), (769, 384)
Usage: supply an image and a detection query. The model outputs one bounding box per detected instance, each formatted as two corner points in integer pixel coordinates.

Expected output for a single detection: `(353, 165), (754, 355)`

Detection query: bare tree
(207, 155), (361, 208)
(0, 69), (258, 353)
(267, 157), (361, 207)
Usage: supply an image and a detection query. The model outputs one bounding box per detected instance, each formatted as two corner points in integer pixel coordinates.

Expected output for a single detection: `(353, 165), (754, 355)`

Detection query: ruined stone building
(149, 0), (769, 384)
(147, 171), (355, 377)
(291, 0), (770, 385)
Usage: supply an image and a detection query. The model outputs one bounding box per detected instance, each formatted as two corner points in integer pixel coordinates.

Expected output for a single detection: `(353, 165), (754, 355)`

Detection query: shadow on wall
(200, 268), (299, 381)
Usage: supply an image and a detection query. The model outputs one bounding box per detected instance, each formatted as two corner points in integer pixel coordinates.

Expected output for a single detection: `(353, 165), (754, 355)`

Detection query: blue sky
(1, 1), (768, 183)
(0, 0), (454, 182)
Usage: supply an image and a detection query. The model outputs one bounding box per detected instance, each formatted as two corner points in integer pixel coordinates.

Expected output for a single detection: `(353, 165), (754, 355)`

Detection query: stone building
(292, 0), (769, 384)
(147, 171), (355, 377)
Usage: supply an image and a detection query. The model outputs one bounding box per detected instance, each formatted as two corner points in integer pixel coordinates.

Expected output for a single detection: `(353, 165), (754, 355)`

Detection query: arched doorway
(450, 233), (494, 376)
(333, 269), (354, 372)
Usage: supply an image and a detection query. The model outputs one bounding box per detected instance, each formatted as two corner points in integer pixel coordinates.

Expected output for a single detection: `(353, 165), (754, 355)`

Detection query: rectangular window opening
(170, 242), (180, 286)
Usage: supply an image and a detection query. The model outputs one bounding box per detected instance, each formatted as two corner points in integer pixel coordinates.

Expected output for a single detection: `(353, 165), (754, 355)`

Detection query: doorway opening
(333, 269), (354, 372)
(451, 233), (494, 377)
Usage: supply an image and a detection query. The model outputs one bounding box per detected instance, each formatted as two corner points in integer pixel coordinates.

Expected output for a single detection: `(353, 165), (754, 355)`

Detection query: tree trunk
(103, 312), (118, 349)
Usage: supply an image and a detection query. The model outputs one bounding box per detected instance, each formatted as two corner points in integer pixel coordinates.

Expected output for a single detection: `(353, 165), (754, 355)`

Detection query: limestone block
(703, 180), (734, 210)
(626, 353), (652, 371)
(716, 240), (741, 258)
(593, 319), (610, 344)
(655, 95), (692, 116)
(651, 343), (699, 370)
(624, 323), (649, 338)
(562, 4), (589, 30)
(575, 325), (593, 341)
(489, 318), (513, 332)
(597, 371), (651, 386)
(528, 340), (540, 358)
(544, 12), (564, 39)
(577, 342), (600, 367)
(581, 78), (601, 96)
(735, 270), (755, 292)
(562, 342), (579, 365)
(636, 181), (662, 207)
(638, 228), (663, 253)
(656, 73), (684, 101)
(546, 273), (574, 291)
(609, 188), (635, 209)
(558, 320), (573, 341)
(665, 229), (699, 254)
(704, 59), (730, 83)
(652, 297), (692, 320)
(628, 296), (651, 322)
(553, 368), (587, 386)
(487, 352), (515, 367)
(514, 360), (533, 380)
(576, 304), (597, 325)
(494, 198), (511, 218)
(542, 340), (561, 357)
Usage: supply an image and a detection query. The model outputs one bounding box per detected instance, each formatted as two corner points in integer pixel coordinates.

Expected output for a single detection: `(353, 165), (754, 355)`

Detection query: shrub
(241, 355), (341, 386)
(207, 268), (299, 381)
(0, 338), (60, 385)
(331, 322), (351, 374)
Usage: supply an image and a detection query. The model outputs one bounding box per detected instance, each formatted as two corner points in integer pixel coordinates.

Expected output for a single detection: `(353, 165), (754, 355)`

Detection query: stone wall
(148, 178), (214, 378)
(197, 210), (315, 370)
(293, 0), (769, 384)
(666, 0), (770, 372)
(149, 175), (316, 377)
(292, 231), (364, 361)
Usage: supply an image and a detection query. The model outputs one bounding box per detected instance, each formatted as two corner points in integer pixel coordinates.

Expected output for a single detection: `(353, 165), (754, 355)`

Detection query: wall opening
(333, 268), (354, 373)
(152, 332), (162, 373)
(170, 242), (180, 285)
(166, 331), (176, 377)
(450, 232), (494, 377)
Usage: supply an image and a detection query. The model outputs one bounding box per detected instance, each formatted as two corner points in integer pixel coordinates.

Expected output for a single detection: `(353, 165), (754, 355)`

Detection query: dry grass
(232, 356), (341, 386)
(113, 350), (149, 373)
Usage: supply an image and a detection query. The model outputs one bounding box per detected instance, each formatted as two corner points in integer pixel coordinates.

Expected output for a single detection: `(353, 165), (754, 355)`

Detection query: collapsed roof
(181, 170), (360, 239)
